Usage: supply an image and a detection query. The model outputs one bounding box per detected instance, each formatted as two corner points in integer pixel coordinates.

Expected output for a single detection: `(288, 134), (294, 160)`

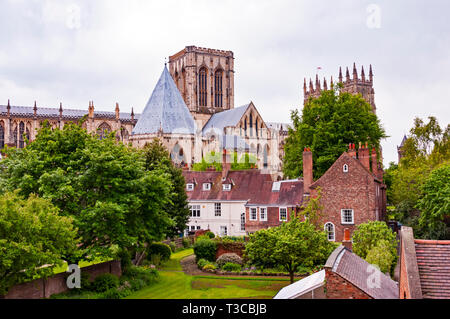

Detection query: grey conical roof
(132, 66), (195, 135)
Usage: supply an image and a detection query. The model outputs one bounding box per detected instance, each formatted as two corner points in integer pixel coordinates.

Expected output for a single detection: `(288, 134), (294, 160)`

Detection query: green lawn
(126, 248), (291, 299)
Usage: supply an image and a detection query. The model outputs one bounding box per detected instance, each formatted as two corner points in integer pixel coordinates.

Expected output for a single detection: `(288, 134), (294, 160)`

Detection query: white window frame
(186, 183), (194, 191)
(260, 207), (267, 221)
(189, 204), (201, 218)
(324, 222), (335, 242)
(214, 203), (222, 217)
(223, 184), (231, 191)
(279, 207), (288, 222)
(250, 207), (258, 221)
(341, 209), (354, 224)
(203, 183), (211, 191)
(343, 164), (349, 173)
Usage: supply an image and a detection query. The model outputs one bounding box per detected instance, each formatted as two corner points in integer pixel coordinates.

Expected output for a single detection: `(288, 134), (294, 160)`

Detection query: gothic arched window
(97, 122), (111, 140)
(255, 118), (259, 137)
(249, 113), (253, 137)
(19, 122), (25, 149)
(198, 67), (207, 107)
(13, 126), (17, 148)
(324, 222), (335, 241)
(120, 127), (129, 142)
(0, 122), (4, 150)
(214, 69), (223, 108)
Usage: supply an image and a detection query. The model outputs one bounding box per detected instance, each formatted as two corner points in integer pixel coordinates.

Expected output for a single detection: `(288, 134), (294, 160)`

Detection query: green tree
(0, 192), (78, 295)
(352, 221), (398, 273)
(365, 240), (396, 274)
(0, 121), (173, 260)
(417, 164), (450, 239)
(283, 86), (386, 179)
(244, 218), (336, 283)
(143, 139), (190, 237)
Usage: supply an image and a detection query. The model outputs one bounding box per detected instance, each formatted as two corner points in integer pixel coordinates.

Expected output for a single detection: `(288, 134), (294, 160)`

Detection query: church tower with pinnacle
(304, 63), (376, 114)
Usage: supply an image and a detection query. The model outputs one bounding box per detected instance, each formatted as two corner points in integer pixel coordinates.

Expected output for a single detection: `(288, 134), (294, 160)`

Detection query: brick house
(399, 226), (450, 299)
(274, 245), (398, 299)
(305, 143), (387, 243)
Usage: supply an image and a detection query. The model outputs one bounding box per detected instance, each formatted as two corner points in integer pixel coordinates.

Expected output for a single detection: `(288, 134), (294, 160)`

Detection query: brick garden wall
(215, 242), (245, 260)
(3, 260), (121, 299)
(324, 268), (371, 299)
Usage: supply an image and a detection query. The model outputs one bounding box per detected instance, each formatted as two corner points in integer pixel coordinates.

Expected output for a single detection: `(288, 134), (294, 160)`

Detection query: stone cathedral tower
(304, 63), (376, 114)
(168, 46), (235, 129)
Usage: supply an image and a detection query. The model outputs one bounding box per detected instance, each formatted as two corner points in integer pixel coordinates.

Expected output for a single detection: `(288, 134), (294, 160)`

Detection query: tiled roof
(202, 104), (249, 135)
(246, 179), (304, 207)
(326, 246), (399, 299)
(0, 105), (138, 120)
(415, 240), (450, 299)
(183, 170), (272, 202)
(132, 66), (195, 135)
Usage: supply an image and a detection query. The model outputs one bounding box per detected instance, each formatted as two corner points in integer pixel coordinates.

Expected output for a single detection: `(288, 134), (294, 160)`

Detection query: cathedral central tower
(168, 46), (235, 127)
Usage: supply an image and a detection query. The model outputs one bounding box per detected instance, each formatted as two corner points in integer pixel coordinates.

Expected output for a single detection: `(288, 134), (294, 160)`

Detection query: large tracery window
(97, 122), (111, 140)
(249, 113), (253, 137)
(19, 122), (25, 149)
(198, 67), (207, 107)
(214, 69), (223, 108)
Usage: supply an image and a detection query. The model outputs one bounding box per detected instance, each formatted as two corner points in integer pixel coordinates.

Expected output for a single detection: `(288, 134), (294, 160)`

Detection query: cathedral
(0, 45), (377, 179)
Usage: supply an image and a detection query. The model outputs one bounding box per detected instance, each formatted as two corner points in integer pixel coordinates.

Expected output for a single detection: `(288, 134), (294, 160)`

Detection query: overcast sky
(1, 0), (449, 166)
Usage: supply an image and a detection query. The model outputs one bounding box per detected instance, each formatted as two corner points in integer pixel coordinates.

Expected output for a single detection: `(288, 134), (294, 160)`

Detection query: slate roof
(414, 240), (450, 299)
(132, 66), (195, 135)
(0, 105), (137, 120)
(182, 170), (272, 202)
(325, 246), (399, 299)
(202, 104), (249, 135)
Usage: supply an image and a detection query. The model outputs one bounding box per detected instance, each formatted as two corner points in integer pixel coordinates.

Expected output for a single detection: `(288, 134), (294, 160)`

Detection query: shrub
(99, 288), (130, 299)
(216, 253), (243, 268)
(205, 231), (215, 239)
(365, 240), (396, 274)
(149, 253), (162, 267)
(197, 258), (209, 269)
(169, 242), (177, 253)
(117, 249), (132, 272)
(193, 238), (217, 262)
(146, 242), (172, 262)
(182, 238), (191, 248)
(92, 273), (120, 293)
(80, 271), (92, 291)
(222, 262), (241, 272)
(122, 266), (159, 286)
(195, 234), (211, 242)
(203, 263), (217, 271)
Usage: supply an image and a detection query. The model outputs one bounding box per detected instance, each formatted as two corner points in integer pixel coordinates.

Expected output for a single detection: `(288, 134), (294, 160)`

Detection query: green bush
(169, 242), (177, 253)
(365, 240), (396, 274)
(216, 253), (243, 268)
(197, 258), (209, 269)
(92, 273), (120, 293)
(149, 253), (162, 267)
(122, 266), (159, 286)
(203, 263), (217, 271)
(80, 271), (92, 291)
(193, 237), (217, 262)
(205, 231), (215, 239)
(222, 262), (241, 272)
(99, 288), (130, 299)
(146, 242), (172, 262)
(182, 238), (191, 248)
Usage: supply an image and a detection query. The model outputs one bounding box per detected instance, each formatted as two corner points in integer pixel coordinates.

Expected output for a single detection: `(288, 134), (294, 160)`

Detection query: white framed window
(279, 207), (287, 222)
(240, 213), (245, 231)
(215, 203), (222, 217)
(220, 225), (228, 236)
(189, 205), (201, 218)
(260, 207), (267, 221)
(343, 164), (349, 173)
(203, 183), (211, 191)
(341, 209), (354, 224)
(250, 208), (257, 221)
(190, 226), (196, 231)
(324, 222), (335, 241)
(223, 184), (231, 191)
(186, 183), (194, 191)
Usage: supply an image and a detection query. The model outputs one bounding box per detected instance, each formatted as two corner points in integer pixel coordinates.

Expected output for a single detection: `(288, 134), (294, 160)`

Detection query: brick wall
(3, 260), (121, 299)
(245, 206), (295, 233)
(325, 268), (371, 299)
(215, 242), (245, 260)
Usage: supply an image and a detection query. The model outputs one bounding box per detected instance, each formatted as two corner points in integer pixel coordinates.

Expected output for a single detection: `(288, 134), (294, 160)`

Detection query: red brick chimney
(303, 147), (313, 193)
(347, 143), (356, 158)
(222, 149), (231, 180)
(358, 142), (370, 171)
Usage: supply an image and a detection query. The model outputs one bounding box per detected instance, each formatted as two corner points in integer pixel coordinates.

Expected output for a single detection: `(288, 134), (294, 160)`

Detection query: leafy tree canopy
(283, 86), (386, 179)
(0, 121), (174, 259)
(0, 192), (78, 295)
(244, 218), (336, 283)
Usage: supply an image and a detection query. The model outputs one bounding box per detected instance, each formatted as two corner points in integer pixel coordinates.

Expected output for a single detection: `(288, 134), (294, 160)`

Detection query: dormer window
(223, 184), (231, 191)
(186, 183), (194, 191)
(203, 183), (211, 191)
(343, 164), (349, 173)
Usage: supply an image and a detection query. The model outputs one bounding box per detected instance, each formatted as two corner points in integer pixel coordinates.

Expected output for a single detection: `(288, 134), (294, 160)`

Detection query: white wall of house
(186, 200), (247, 237)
